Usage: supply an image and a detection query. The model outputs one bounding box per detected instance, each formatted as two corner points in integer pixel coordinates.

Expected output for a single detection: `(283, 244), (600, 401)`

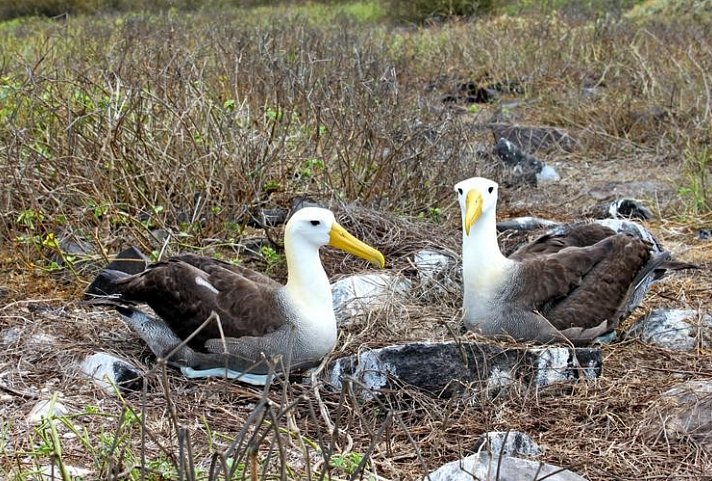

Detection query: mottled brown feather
(112, 254), (286, 348)
(514, 233), (651, 331)
(509, 223), (616, 259)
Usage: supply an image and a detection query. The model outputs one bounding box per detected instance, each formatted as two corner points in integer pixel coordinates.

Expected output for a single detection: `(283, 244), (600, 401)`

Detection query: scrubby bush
(385, 0), (496, 24)
(0, 0), (272, 21)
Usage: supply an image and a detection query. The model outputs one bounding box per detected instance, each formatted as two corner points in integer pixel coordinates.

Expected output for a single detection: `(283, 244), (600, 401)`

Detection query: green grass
(679, 144), (712, 216)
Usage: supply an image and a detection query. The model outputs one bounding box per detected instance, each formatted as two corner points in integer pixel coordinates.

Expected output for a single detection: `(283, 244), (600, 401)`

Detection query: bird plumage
(86, 207), (385, 383)
(454, 177), (688, 345)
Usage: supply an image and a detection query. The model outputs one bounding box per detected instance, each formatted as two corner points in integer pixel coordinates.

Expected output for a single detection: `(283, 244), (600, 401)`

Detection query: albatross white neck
(462, 206), (511, 291)
(283, 233), (333, 314)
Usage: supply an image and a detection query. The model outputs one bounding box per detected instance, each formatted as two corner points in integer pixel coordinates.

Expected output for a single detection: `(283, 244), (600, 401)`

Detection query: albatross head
(454, 177), (499, 236)
(285, 207), (385, 268)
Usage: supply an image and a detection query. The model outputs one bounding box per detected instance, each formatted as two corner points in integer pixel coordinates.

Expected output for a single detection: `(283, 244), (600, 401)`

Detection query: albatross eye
(310, 220), (321, 226)
(488, 186), (494, 194)
(457, 188), (463, 195)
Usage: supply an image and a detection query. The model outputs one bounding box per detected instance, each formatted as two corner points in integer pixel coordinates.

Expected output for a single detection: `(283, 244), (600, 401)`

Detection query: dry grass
(1, 5), (712, 481)
(1, 209), (710, 480)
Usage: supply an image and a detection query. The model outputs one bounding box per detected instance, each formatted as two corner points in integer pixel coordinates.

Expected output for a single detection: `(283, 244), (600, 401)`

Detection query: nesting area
(1, 198), (710, 480)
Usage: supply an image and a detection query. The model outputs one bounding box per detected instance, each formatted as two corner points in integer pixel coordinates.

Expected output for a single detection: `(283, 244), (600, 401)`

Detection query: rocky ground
(1, 142), (711, 480)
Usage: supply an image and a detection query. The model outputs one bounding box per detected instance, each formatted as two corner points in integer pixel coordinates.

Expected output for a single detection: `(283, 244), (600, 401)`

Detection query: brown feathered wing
(111, 254), (285, 348)
(513, 233), (652, 333)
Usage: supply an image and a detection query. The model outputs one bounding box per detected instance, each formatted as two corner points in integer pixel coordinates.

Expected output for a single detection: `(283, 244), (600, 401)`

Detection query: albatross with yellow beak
(454, 176), (674, 345)
(87, 207), (385, 384)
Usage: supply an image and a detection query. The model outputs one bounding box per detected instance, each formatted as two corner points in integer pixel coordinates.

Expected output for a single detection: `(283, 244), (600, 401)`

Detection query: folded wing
(109, 254), (285, 347)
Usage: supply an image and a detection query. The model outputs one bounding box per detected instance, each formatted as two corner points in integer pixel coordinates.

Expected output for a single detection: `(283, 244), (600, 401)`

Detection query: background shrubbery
(0, 0), (710, 271)
(0, 0), (656, 23)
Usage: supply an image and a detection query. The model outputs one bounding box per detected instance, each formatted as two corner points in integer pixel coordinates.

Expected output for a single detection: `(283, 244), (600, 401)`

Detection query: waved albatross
(454, 176), (679, 346)
(87, 207), (385, 384)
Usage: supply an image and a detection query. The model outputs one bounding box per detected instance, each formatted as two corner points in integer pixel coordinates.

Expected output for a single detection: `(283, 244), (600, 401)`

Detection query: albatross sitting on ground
(86, 207), (385, 385)
(454, 176), (680, 346)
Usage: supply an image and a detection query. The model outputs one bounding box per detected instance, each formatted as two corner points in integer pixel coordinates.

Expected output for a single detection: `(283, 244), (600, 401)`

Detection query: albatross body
(454, 177), (674, 345)
(87, 207), (385, 384)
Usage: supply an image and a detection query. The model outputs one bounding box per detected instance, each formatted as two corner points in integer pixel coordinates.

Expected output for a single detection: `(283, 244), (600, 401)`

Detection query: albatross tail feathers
(632, 251), (671, 290)
(84, 268), (132, 299)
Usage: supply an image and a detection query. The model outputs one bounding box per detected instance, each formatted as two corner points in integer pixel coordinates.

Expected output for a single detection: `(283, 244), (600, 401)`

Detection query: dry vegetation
(1, 2), (711, 480)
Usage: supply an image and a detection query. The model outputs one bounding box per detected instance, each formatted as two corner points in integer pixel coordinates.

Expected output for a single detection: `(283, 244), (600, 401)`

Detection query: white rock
(1, 327), (20, 346)
(80, 352), (143, 395)
(331, 273), (411, 325)
(537, 163), (561, 183)
(326, 349), (394, 400)
(38, 464), (92, 480)
(326, 342), (601, 400)
(27, 332), (57, 349)
(414, 249), (452, 282)
(474, 431), (542, 458)
(482, 365), (516, 402)
(424, 452), (588, 481)
(413, 249), (459, 299)
(27, 398), (68, 424)
(629, 309), (712, 350)
(532, 347), (599, 385)
(644, 380), (712, 450)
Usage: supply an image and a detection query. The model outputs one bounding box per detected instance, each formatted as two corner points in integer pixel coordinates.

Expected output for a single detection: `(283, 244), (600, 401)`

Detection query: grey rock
(494, 138), (544, 186)
(326, 342), (601, 399)
(413, 250), (459, 298)
(582, 86), (601, 99)
(645, 380), (712, 449)
(80, 352), (144, 395)
(291, 196), (323, 212)
(331, 273), (412, 326)
(27, 332), (57, 350)
(104, 246), (150, 274)
(38, 465), (93, 480)
(1, 327), (21, 347)
(52, 230), (95, 264)
(414, 250), (453, 282)
(628, 309), (712, 351)
(587, 198), (654, 221)
(246, 207), (289, 228)
(490, 100), (523, 123)
(149, 228), (171, 245)
(490, 123), (576, 152)
(587, 180), (669, 202)
(48, 229), (100, 278)
(424, 452), (588, 481)
(473, 431), (542, 458)
(698, 228), (711, 241)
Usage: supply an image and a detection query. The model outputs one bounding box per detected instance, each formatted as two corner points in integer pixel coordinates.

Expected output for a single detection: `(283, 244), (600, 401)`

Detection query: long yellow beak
(329, 222), (385, 268)
(464, 189), (483, 236)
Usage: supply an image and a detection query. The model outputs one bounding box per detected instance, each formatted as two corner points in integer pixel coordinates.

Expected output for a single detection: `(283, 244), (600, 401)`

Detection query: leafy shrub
(385, 0), (496, 24)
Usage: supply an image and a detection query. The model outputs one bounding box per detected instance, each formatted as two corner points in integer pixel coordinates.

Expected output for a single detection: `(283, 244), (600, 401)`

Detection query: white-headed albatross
(454, 176), (678, 346)
(87, 207), (385, 385)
